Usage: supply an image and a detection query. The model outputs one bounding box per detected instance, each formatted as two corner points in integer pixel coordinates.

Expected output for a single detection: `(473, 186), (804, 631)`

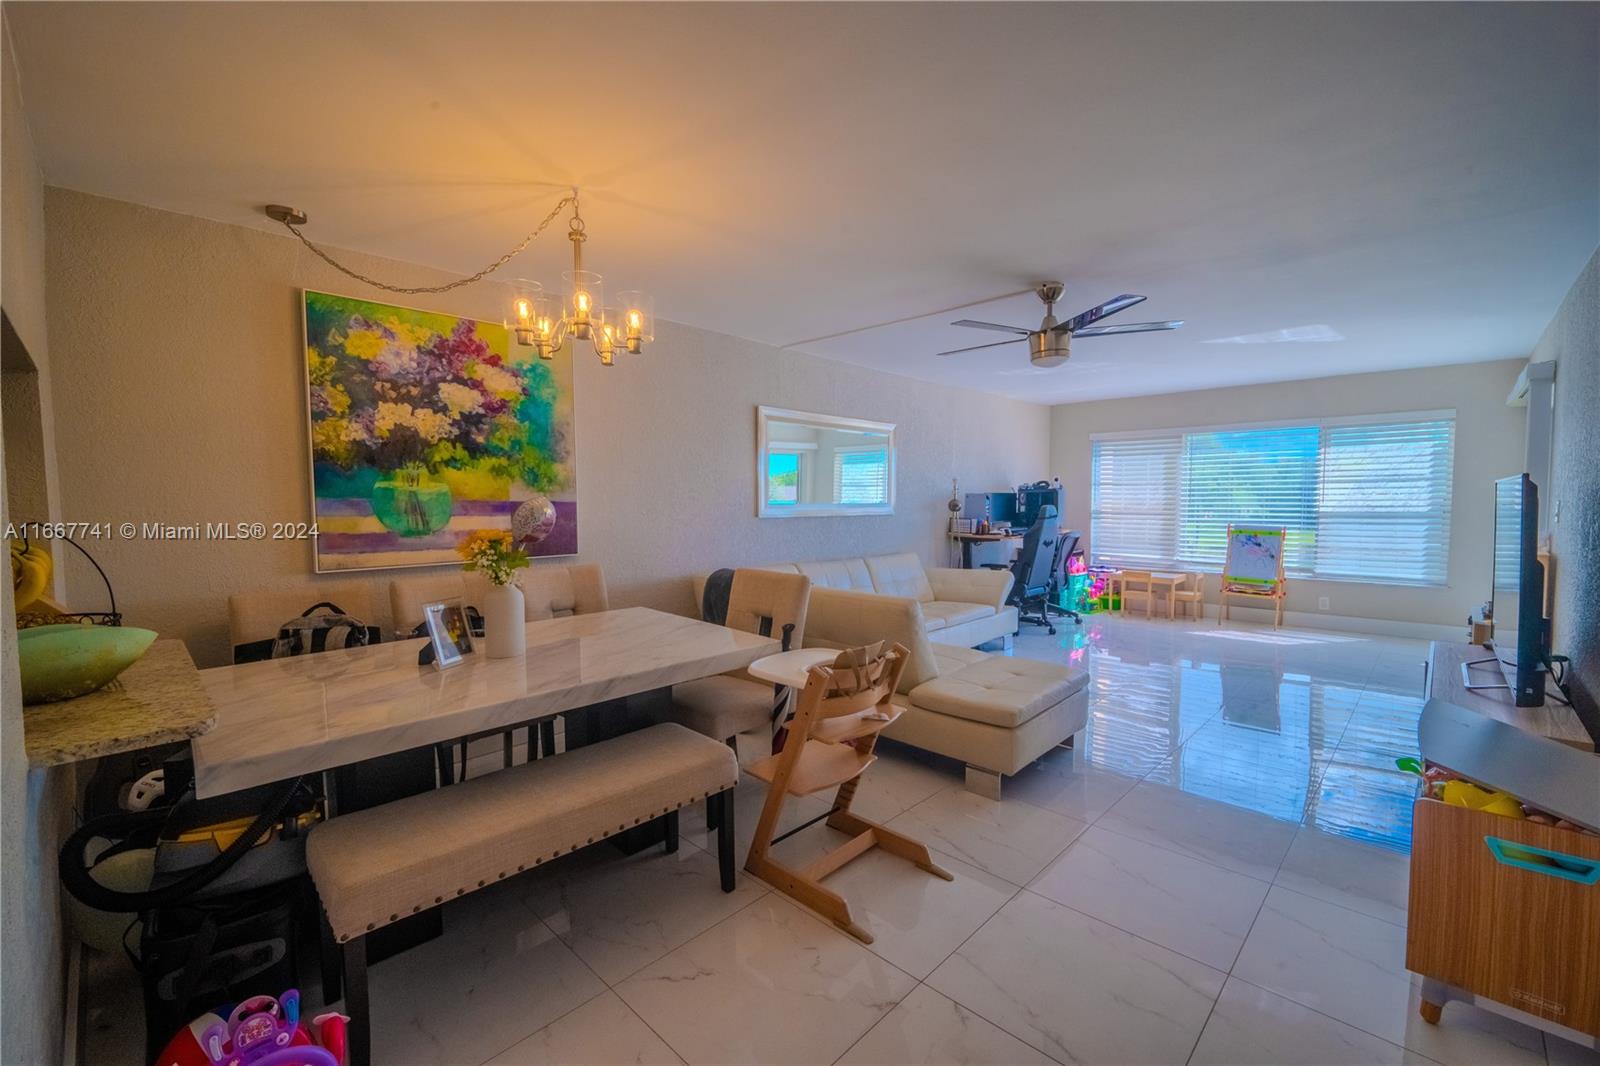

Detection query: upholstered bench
(306, 723), (739, 1065)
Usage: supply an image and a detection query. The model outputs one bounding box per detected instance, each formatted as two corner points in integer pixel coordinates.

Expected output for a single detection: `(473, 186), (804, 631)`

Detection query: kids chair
(743, 642), (953, 943)
(1172, 572), (1206, 620)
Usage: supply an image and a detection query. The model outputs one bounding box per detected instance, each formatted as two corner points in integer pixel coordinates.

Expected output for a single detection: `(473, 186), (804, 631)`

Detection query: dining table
(191, 606), (779, 799)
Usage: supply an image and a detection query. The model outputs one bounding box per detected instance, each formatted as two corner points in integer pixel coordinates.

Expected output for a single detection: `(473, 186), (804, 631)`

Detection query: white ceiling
(8, 2), (1597, 403)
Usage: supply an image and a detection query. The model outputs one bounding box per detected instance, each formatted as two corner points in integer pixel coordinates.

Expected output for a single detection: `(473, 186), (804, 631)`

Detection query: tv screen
(1490, 474), (1548, 706)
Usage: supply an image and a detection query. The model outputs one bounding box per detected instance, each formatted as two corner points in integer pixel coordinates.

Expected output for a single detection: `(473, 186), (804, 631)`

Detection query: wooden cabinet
(1407, 798), (1600, 1038)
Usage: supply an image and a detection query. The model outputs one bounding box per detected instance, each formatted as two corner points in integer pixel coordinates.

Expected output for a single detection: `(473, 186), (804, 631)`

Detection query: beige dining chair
(228, 582), (382, 663)
(669, 569), (811, 754)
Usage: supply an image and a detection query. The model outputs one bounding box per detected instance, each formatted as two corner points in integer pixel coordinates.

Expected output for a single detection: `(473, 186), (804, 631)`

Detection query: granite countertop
(22, 638), (216, 767)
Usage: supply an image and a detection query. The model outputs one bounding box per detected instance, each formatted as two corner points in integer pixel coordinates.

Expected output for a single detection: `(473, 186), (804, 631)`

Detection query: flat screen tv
(1488, 474), (1550, 706)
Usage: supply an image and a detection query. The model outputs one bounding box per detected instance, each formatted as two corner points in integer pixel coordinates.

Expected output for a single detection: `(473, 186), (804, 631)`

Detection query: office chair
(1047, 530), (1083, 624)
(1006, 505), (1061, 635)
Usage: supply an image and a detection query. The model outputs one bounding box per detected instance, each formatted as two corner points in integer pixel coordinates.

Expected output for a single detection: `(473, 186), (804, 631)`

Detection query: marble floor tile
(358, 888), (607, 1066)
(885, 786), (1087, 886)
(1233, 887), (1545, 1065)
(1190, 977), (1420, 1065)
(835, 984), (1053, 1066)
(847, 742), (962, 822)
(483, 992), (684, 1065)
(1003, 743), (1140, 821)
(767, 828), (1017, 978)
(1029, 825), (1270, 971)
(927, 890), (1225, 1066)
(1097, 779), (1299, 881)
(615, 895), (917, 1066)
(1275, 825), (1411, 925)
(523, 839), (767, 983)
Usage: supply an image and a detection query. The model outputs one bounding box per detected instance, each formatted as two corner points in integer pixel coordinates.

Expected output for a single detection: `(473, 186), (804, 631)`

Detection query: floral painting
(302, 290), (576, 571)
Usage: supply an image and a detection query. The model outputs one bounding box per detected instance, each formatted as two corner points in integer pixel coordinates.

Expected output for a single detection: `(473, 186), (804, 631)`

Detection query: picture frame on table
(421, 598), (474, 670)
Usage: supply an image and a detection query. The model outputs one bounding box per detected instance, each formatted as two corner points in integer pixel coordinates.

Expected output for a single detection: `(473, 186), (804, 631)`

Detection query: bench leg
(317, 902), (342, 1006)
(342, 935), (371, 1066)
(664, 809), (680, 853)
(715, 787), (737, 892)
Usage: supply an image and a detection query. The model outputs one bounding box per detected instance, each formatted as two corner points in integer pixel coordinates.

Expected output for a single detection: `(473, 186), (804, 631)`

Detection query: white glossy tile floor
(81, 615), (1595, 1065)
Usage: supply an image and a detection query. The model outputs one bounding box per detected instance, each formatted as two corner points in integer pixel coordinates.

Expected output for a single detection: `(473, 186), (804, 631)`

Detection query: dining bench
(306, 722), (740, 1065)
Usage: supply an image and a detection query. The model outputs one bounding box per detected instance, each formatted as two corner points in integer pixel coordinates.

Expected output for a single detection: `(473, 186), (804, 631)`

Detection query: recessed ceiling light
(1202, 325), (1344, 345)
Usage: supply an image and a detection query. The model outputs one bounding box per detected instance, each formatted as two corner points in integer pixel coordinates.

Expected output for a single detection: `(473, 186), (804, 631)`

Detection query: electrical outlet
(1318, 596), (1330, 611)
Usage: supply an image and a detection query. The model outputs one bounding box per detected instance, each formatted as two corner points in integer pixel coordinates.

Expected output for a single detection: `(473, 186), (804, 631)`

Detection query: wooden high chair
(744, 642), (953, 943)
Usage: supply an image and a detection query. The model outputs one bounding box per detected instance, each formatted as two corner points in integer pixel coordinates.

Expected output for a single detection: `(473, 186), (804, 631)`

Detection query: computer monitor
(964, 492), (1017, 527)
(1488, 474), (1551, 706)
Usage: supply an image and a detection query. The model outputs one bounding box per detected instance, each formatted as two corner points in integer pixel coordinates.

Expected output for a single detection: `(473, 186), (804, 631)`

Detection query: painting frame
(299, 289), (578, 573)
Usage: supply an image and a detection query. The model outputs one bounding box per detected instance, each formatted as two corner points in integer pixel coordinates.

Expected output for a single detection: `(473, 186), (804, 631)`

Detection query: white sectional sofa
(760, 553), (1017, 648)
(802, 586), (1088, 797)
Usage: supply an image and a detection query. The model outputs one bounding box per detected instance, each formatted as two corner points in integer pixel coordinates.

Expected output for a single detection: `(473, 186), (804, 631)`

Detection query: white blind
(1315, 420), (1455, 584)
(1088, 436), (1181, 568)
(1179, 426), (1320, 572)
(833, 448), (889, 506)
(1091, 415), (1455, 586)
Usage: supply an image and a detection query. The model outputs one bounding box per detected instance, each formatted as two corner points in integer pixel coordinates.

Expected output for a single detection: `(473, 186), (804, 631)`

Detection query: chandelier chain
(275, 194), (579, 296)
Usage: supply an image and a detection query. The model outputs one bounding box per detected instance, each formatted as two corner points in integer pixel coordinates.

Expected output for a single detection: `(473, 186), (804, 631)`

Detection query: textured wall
(1532, 248), (1599, 742)
(1, 13), (68, 1065)
(42, 189), (1050, 668)
(1050, 360), (1529, 628)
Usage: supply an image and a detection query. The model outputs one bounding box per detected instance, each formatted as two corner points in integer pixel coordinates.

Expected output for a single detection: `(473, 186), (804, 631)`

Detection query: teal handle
(1485, 836), (1600, 885)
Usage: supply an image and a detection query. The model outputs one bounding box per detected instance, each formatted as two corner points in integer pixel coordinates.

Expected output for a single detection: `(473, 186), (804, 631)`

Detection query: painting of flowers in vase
(301, 290), (576, 572)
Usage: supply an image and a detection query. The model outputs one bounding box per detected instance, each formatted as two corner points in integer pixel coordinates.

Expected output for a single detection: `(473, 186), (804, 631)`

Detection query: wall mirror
(757, 406), (896, 517)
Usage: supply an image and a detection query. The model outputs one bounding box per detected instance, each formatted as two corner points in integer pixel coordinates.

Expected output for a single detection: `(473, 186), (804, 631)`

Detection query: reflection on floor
(81, 615), (1599, 1065)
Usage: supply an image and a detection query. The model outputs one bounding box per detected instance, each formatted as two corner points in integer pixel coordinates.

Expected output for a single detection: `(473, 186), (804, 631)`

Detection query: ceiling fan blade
(1072, 320), (1185, 337)
(936, 337), (1029, 357)
(1056, 294), (1147, 333)
(952, 319), (1032, 335)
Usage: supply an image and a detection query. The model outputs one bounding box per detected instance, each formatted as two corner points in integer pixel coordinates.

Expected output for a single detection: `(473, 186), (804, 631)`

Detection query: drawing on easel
(1220, 526), (1288, 626)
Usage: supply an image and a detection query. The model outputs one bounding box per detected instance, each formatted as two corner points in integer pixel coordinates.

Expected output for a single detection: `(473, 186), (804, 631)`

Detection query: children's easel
(744, 642), (953, 943)
(1218, 526), (1287, 627)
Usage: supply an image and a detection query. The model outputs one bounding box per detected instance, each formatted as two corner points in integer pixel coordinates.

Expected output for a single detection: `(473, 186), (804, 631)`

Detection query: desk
(949, 531), (1022, 569)
(192, 607), (778, 798)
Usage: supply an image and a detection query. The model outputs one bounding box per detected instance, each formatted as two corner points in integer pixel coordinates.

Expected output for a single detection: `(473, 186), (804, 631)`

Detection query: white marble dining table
(190, 606), (777, 798)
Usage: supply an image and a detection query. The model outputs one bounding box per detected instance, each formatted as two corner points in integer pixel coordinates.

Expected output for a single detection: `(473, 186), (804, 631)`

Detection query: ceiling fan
(937, 282), (1183, 368)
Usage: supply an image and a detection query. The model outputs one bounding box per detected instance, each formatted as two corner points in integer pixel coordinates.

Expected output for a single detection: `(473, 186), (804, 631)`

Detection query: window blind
(1315, 420), (1454, 585)
(833, 448), (889, 506)
(1090, 415), (1455, 586)
(1088, 436), (1181, 568)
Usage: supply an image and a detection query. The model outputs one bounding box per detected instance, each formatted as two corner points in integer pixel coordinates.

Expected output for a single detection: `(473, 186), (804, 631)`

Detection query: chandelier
(266, 190), (652, 366)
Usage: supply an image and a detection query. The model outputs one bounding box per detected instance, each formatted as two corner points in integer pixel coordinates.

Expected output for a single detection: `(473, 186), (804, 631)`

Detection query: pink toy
(155, 990), (347, 1066)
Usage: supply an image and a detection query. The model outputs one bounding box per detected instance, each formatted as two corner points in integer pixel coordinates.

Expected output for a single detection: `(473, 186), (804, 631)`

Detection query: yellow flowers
(457, 529), (529, 586)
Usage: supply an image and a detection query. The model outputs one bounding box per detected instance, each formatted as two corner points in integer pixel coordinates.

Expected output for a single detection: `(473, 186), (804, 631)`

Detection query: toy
(156, 990), (347, 1066)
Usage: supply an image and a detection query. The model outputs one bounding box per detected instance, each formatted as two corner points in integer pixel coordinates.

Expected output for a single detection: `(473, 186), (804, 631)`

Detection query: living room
(3, 4), (1597, 1066)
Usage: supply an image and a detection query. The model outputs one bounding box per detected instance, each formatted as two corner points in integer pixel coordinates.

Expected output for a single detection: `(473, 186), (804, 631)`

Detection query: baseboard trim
(1204, 603), (1461, 641)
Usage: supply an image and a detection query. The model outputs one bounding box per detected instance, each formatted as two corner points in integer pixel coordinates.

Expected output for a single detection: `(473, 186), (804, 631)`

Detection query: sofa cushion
(909, 658), (1089, 729)
(795, 558), (875, 592)
(932, 644), (989, 674)
(920, 601), (995, 630)
(865, 553), (935, 602)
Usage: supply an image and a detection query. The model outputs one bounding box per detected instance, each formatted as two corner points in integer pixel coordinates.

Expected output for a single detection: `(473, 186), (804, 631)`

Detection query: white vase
(483, 581), (525, 659)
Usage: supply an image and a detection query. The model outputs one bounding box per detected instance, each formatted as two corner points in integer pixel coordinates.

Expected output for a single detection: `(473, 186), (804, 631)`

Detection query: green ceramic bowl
(18, 624), (157, 705)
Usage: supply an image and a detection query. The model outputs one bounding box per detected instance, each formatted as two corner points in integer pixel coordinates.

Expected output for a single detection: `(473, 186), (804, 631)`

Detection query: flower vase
(483, 582), (525, 659)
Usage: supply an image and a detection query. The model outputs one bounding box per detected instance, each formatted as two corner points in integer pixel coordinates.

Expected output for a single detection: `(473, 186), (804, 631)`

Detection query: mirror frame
(756, 406), (897, 518)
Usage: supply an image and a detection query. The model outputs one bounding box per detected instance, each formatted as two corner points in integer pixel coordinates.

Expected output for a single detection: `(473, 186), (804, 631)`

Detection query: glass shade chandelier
(266, 190), (652, 367)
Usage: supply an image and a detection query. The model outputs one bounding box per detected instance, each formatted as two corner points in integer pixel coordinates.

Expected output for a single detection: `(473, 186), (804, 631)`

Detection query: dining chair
(670, 569), (811, 777)
(743, 642), (953, 943)
(1172, 572), (1206, 620)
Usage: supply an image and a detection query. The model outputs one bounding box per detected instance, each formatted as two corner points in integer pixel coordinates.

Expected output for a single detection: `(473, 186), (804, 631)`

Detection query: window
(832, 447), (890, 507)
(1091, 414), (1455, 586)
(765, 451), (802, 507)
